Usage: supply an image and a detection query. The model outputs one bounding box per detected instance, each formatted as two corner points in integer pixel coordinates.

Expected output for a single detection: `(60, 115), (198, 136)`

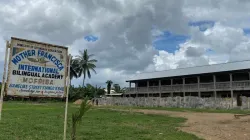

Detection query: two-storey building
(125, 60), (250, 100)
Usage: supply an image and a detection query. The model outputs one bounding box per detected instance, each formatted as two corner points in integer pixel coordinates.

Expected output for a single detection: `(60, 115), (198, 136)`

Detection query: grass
(0, 101), (201, 140)
(99, 105), (250, 114)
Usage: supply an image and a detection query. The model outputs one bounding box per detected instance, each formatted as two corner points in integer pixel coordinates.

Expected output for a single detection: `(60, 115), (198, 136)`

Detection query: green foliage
(70, 57), (80, 80)
(106, 80), (113, 94)
(76, 49), (97, 87)
(0, 102), (202, 140)
(69, 86), (85, 101)
(113, 84), (120, 93)
(112, 84), (126, 93)
(71, 97), (91, 140)
(69, 84), (105, 101)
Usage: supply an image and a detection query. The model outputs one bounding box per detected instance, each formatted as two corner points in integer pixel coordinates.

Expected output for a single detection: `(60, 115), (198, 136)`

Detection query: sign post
(6, 37), (68, 98)
(0, 41), (10, 121)
(63, 54), (71, 140)
(1, 37), (72, 137)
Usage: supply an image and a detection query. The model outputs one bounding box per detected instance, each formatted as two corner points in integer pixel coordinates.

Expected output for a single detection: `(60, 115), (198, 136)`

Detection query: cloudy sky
(0, 0), (250, 87)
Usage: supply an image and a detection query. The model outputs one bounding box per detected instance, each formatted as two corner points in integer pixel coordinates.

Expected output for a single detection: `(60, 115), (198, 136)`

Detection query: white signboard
(6, 37), (68, 98)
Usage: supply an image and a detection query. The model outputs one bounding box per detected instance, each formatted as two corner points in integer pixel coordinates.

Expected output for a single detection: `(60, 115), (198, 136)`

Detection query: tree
(84, 84), (95, 98)
(96, 87), (105, 97)
(92, 85), (104, 98)
(68, 84), (105, 101)
(76, 49), (97, 87)
(113, 84), (121, 93)
(106, 80), (113, 94)
(70, 57), (79, 83)
(120, 87), (126, 93)
(71, 97), (91, 140)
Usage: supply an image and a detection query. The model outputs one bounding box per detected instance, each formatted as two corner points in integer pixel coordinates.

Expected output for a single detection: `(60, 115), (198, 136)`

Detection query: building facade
(125, 60), (250, 100)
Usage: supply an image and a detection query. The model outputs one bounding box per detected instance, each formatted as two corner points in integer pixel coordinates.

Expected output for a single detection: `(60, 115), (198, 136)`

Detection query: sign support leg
(63, 54), (71, 140)
(0, 41), (9, 121)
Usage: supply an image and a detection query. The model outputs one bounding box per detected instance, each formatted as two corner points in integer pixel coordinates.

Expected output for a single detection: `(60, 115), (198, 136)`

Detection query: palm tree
(93, 85), (101, 98)
(71, 97), (91, 140)
(70, 57), (79, 82)
(76, 49), (97, 87)
(106, 80), (113, 95)
(113, 84), (121, 93)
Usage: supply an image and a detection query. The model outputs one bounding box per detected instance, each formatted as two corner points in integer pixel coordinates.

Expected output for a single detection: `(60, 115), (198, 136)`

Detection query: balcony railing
(137, 87), (147, 93)
(161, 85), (172, 92)
(216, 82), (230, 90)
(200, 82), (213, 91)
(233, 80), (250, 89)
(185, 84), (198, 91)
(126, 80), (250, 94)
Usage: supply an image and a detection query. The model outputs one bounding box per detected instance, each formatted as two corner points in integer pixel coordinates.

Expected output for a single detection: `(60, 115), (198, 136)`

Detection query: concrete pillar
(183, 78), (185, 97)
(126, 82), (131, 97)
(170, 93), (173, 97)
(230, 73), (234, 107)
(213, 75), (217, 99)
(171, 79), (173, 97)
(197, 76), (201, 97)
(159, 80), (161, 97)
(135, 82), (138, 98)
(147, 80), (149, 97)
(129, 82), (131, 96)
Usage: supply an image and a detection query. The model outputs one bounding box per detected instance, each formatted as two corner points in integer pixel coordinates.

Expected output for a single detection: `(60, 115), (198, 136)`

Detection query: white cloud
(0, 37), (6, 61)
(153, 22), (250, 73)
(72, 68), (132, 88)
(190, 23), (250, 61)
(0, 0), (91, 45)
(183, 0), (250, 28)
(0, 0), (189, 87)
(153, 41), (210, 71)
(0, 0), (250, 88)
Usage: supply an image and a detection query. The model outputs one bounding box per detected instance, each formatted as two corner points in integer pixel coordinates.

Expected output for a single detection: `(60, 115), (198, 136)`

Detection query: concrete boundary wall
(97, 96), (250, 109)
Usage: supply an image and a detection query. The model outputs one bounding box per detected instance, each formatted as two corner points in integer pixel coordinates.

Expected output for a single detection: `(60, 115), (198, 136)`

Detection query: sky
(0, 0), (250, 88)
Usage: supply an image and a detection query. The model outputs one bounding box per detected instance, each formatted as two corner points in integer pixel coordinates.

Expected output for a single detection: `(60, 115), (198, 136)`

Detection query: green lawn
(0, 101), (201, 140)
(100, 105), (250, 114)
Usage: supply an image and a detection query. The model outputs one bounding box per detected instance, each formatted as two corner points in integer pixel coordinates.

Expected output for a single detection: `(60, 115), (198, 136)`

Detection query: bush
(69, 84), (105, 101)
(1, 84), (105, 102)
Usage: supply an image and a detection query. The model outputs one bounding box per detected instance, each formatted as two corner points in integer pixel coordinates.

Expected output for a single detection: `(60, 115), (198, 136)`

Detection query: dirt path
(109, 108), (250, 140)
